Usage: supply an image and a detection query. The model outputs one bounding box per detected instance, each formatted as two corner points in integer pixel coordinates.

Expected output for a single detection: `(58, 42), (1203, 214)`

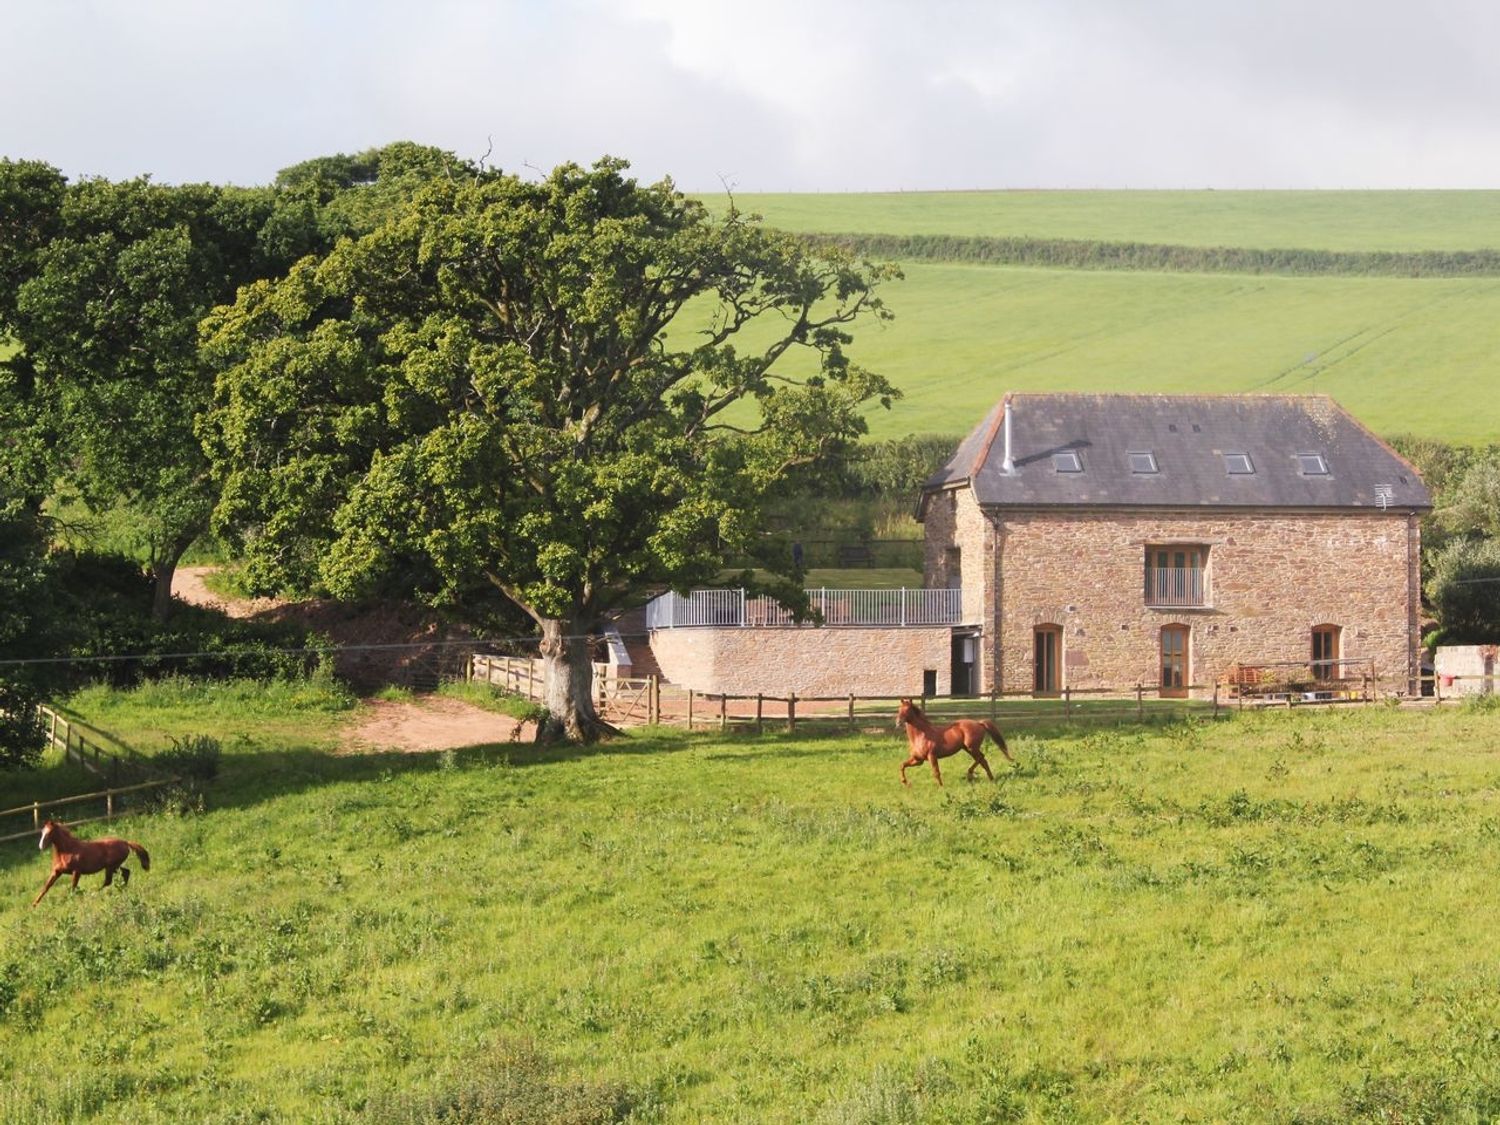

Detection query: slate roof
(922, 393), (1431, 512)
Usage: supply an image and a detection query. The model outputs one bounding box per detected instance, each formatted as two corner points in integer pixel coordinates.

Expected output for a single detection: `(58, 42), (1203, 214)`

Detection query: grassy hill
(5, 684), (1500, 1120)
(710, 190), (1500, 253)
(684, 192), (1500, 445)
(743, 262), (1500, 443)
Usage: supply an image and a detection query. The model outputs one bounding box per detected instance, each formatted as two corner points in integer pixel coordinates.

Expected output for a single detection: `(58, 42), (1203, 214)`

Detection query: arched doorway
(1311, 624), (1341, 682)
(1034, 625), (1062, 696)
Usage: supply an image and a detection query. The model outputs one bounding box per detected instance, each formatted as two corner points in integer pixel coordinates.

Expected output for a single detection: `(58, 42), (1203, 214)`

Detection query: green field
(692, 191), (1500, 446)
(759, 262), (1500, 443)
(7, 683), (1500, 1121)
(708, 190), (1500, 253)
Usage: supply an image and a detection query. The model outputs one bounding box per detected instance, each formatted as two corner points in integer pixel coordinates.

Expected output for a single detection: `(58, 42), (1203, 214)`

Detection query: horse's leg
(900, 755), (921, 786)
(929, 755), (944, 787)
(70, 872), (81, 893)
(103, 865), (114, 887)
(968, 747), (995, 782)
(119, 866), (130, 887)
(32, 871), (62, 907)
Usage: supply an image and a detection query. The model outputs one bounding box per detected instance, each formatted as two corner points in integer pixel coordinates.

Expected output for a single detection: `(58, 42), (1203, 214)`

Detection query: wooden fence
(469, 654), (667, 725)
(467, 653), (1485, 736)
(1, 707), (176, 845)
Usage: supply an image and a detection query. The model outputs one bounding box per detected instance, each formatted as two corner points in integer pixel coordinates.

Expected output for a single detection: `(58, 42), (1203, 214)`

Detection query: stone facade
(922, 501), (1423, 695)
(649, 624), (956, 696)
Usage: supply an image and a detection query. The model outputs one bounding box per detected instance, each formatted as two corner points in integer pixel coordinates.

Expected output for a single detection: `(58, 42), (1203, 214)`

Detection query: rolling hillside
(688, 191), (1500, 444)
(711, 190), (1500, 253)
(826, 263), (1500, 442)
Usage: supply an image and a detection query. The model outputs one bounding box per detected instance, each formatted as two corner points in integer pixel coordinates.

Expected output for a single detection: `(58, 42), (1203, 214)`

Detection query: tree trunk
(149, 558), (178, 623)
(147, 529), (200, 623)
(535, 617), (614, 743)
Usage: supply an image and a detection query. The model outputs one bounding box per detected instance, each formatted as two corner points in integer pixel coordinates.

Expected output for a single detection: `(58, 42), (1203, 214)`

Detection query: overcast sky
(4, 0), (1499, 191)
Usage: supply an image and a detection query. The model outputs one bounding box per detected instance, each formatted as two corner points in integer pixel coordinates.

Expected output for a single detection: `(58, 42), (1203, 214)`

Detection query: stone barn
(919, 392), (1431, 697)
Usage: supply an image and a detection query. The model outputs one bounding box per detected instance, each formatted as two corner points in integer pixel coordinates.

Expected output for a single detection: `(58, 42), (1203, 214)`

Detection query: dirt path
(174, 566), (528, 753)
(344, 696), (533, 753)
(172, 566), (283, 618)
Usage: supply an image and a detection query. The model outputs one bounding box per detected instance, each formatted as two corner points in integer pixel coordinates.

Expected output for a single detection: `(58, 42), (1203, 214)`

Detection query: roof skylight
(1297, 453), (1330, 476)
(1224, 452), (1255, 475)
(1128, 451), (1158, 474)
(1053, 450), (1083, 473)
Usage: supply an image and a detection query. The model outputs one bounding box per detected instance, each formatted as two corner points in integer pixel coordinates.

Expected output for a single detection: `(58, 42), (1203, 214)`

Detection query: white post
(1001, 394), (1015, 474)
(900, 588), (907, 627)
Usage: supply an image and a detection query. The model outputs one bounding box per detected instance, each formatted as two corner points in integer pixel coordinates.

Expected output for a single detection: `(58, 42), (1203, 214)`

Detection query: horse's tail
(983, 720), (1015, 762)
(128, 843), (151, 871)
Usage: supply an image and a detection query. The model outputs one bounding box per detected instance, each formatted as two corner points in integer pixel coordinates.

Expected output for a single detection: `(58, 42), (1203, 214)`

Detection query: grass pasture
(6, 685), (1500, 1121)
(743, 262), (1500, 443)
(709, 190), (1500, 254)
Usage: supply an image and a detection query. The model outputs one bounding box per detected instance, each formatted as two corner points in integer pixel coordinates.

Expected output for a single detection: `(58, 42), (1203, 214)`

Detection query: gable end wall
(991, 509), (1419, 693)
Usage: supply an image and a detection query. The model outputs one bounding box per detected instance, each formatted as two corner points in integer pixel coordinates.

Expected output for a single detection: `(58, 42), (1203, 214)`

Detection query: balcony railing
(646, 588), (966, 629)
(1145, 566), (1207, 608)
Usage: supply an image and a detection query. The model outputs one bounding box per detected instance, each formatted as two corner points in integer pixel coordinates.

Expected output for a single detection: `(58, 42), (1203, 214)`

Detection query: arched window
(1311, 624), (1341, 682)
(1034, 625), (1063, 695)
(1160, 624), (1190, 698)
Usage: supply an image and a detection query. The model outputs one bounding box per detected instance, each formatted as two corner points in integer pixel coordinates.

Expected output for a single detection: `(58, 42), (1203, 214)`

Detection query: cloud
(3, 0), (1499, 188)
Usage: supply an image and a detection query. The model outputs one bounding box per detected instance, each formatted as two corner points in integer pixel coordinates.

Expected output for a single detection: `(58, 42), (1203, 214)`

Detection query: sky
(3, 0), (1499, 192)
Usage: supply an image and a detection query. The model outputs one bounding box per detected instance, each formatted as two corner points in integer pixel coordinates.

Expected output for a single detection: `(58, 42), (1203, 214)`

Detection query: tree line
(816, 233), (1500, 278)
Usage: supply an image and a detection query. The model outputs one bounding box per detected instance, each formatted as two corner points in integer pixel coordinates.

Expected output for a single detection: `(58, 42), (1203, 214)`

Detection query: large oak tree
(202, 157), (898, 741)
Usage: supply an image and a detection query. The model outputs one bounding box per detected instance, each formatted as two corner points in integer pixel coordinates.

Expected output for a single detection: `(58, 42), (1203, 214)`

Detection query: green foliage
(202, 155), (897, 738)
(44, 549), (324, 688)
(1427, 538), (1500, 644)
(1439, 455), (1500, 539)
(155, 733), (222, 782)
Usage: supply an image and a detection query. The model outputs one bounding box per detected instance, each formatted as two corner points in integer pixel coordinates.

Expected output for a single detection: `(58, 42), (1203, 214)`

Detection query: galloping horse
(33, 818), (151, 906)
(895, 698), (1014, 787)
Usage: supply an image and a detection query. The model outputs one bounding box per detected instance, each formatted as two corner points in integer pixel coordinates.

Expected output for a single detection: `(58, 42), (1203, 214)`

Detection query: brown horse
(895, 698), (1015, 787)
(33, 818), (151, 906)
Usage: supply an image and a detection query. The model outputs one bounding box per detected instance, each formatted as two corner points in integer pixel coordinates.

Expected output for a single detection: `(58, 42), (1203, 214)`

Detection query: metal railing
(1145, 566), (1207, 608)
(646, 587), (966, 629)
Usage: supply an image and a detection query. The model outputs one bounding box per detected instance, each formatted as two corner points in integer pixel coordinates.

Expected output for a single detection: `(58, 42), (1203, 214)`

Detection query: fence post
(740, 588), (747, 627)
(32, 801), (39, 831)
(1136, 683), (1143, 722)
(900, 588), (907, 627)
(788, 692), (797, 733)
(720, 694), (728, 732)
(106, 790), (114, 818)
(650, 676), (660, 726)
(848, 693), (855, 730)
(756, 693), (763, 734)
(1213, 682), (1220, 720)
(688, 690), (694, 730)
(990, 689), (997, 722)
(1063, 686), (1071, 719)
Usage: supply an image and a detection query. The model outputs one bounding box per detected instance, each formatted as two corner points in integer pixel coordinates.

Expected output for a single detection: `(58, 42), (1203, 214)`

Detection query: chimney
(1001, 394), (1015, 474)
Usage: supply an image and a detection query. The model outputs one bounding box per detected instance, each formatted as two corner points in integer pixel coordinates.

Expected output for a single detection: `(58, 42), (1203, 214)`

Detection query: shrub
(155, 734), (222, 783)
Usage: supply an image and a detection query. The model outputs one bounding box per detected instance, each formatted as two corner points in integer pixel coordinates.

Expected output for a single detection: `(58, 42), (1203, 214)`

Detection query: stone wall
(1434, 645), (1500, 696)
(921, 485), (996, 681)
(649, 625), (955, 696)
(990, 507), (1420, 695)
